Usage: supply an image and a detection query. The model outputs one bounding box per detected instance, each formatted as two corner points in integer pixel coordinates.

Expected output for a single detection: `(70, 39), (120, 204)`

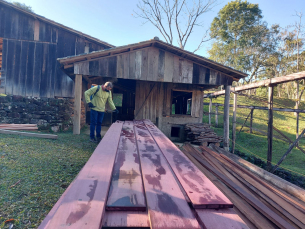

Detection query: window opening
(171, 90), (192, 115)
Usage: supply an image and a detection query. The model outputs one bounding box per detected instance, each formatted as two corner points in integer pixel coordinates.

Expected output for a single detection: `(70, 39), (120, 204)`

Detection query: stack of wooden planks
(39, 120), (249, 229)
(0, 124), (38, 130)
(182, 143), (305, 229)
(185, 123), (222, 146)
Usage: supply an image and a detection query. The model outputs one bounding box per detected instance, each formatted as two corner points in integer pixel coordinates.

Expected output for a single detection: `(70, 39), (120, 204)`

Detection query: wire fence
(203, 95), (305, 183)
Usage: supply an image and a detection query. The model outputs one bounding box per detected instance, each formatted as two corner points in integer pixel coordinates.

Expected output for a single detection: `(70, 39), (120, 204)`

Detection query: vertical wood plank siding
(0, 3), (107, 98)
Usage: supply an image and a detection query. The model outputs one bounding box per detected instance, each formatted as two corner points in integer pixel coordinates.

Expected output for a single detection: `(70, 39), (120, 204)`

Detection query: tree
(135, 0), (217, 52)
(12, 1), (34, 13)
(208, 0), (277, 83)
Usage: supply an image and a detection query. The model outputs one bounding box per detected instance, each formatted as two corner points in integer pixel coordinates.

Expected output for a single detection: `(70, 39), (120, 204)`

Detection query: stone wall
(0, 95), (86, 132)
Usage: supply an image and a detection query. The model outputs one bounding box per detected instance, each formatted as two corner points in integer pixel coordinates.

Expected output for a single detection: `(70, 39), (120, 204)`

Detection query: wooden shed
(58, 38), (247, 139)
(0, 0), (114, 98)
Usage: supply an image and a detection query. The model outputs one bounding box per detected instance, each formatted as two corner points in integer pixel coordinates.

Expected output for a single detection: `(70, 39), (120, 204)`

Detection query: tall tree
(135, 0), (217, 52)
(208, 0), (277, 83)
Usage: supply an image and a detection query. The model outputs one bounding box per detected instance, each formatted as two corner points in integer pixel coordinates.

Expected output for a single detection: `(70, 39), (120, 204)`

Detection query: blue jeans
(90, 110), (105, 139)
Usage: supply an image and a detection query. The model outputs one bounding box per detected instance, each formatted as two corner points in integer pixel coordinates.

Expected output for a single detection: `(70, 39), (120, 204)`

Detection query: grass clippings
(0, 128), (96, 229)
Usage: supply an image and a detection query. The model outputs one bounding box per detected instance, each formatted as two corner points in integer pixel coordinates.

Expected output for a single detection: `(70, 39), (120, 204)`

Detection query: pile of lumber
(0, 124), (38, 130)
(182, 143), (305, 229)
(39, 120), (249, 229)
(185, 123), (222, 146)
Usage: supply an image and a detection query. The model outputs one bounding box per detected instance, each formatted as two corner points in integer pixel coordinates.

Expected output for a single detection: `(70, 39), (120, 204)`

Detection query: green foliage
(0, 129), (96, 228)
(12, 1), (34, 13)
(208, 1), (280, 82)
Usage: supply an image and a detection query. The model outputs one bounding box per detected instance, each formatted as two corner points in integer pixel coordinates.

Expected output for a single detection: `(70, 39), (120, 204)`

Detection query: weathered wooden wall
(0, 3), (107, 98)
(135, 81), (204, 139)
(74, 47), (234, 86)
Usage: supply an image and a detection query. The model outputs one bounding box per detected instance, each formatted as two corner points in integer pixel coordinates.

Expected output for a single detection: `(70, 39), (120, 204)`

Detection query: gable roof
(0, 0), (114, 48)
(58, 38), (248, 80)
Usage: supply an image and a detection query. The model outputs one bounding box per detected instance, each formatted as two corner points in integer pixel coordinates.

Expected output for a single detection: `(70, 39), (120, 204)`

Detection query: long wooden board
(196, 209), (249, 229)
(133, 120), (200, 229)
(106, 121), (146, 211)
(38, 122), (123, 229)
(0, 129), (57, 139)
(101, 211), (150, 228)
(143, 120), (233, 209)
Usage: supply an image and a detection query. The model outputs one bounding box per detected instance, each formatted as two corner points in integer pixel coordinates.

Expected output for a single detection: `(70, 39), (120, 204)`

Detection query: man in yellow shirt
(84, 82), (118, 142)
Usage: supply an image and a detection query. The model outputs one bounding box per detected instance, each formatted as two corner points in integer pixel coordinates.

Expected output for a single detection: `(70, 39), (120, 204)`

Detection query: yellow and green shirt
(84, 86), (116, 112)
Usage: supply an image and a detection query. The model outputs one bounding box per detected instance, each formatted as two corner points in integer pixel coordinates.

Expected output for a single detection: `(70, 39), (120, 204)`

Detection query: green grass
(0, 128), (96, 229)
(203, 94), (305, 177)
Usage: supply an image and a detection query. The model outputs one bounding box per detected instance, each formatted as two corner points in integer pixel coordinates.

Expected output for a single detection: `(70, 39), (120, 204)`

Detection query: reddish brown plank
(133, 120), (200, 229)
(196, 208), (249, 229)
(102, 211), (150, 228)
(38, 122), (123, 229)
(106, 121), (146, 211)
(143, 119), (233, 209)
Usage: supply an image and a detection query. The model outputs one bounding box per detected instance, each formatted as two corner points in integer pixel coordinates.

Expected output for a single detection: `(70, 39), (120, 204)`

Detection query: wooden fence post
(232, 91), (237, 153)
(209, 98), (212, 125)
(267, 86), (273, 169)
(215, 105), (218, 127)
(223, 85), (231, 151)
(250, 108), (254, 134)
(73, 74), (82, 135)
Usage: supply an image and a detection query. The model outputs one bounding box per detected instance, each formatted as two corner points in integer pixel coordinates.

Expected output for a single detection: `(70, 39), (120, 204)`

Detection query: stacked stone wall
(0, 95), (86, 132)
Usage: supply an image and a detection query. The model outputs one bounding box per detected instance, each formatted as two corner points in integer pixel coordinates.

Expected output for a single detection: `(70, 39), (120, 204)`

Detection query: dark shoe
(89, 137), (97, 143)
(96, 137), (102, 143)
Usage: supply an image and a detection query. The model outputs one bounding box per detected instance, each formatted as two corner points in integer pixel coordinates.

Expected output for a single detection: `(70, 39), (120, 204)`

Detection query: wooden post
(73, 74), (82, 135)
(209, 98), (212, 125)
(267, 86), (273, 169)
(215, 105), (218, 127)
(232, 91), (237, 153)
(250, 108), (254, 134)
(223, 85), (231, 151)
(296, 80), (299, 142)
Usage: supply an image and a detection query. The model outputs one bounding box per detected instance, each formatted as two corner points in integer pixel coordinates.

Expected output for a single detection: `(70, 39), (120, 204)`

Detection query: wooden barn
(58, 38), (247, 140)
(0, 0), (113, 98)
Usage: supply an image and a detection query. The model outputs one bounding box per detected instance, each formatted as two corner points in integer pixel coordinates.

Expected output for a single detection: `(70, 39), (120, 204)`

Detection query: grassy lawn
(203, 94), (305, 177)
(0, 128), (96, 229)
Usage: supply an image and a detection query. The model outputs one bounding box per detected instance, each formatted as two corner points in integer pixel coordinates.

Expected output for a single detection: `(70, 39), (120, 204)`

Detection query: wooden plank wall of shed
(82, 47), (233, 86)
(135, 81), (204, 137)
(0, 4), (106, 98)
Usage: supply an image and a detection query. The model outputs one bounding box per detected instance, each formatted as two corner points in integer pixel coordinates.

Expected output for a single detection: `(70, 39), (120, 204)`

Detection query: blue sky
(9, 0), (305, 57)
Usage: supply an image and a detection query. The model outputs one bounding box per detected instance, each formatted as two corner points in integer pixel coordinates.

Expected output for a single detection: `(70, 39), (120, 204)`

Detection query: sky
(7, 0), (305, 57)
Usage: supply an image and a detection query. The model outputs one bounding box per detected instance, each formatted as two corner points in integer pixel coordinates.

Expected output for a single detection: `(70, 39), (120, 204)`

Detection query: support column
(250, 108), (254, 134)
(223, 85), (231, 151)
(267, 86), (273, 169)
(232, 91), (237, 153)
(296, 80), (299, 141)
(215, 105), (218, 127)
(73, 74), (82, 135)
(209, 98), (212, 125)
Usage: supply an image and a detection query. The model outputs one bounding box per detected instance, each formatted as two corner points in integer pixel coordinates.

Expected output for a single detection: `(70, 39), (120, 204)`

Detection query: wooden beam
(143, 120), (233, 209)
(133, 121), (200, 228)
(209, 98), (212, 125)
(203, 103), (305, 113)
(223, 85), (230, 151)
(0, 129), (57, 139)
(206, 71), (305, 97)
(232, 91), (237, 153)
(73, 74), (82, 135)
(38, 122), (123, 229)
(267, 86), (273, 169)
(250, 108), (254, 134)
(215, 105), (218, 127)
